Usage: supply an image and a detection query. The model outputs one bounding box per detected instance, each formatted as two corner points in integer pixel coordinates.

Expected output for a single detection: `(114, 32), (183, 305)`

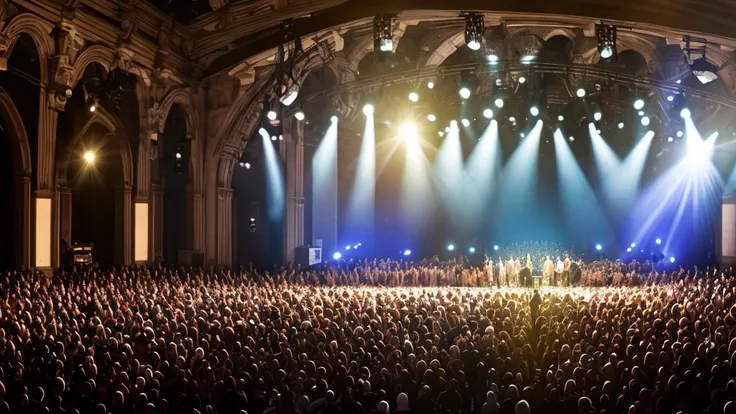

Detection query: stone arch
(0, 87), (31, 177)
(345, 35), (374, 83)
(2, 13), (53, 83)
(423, 31), (464, 68)
(70, 45), (115, 89)
(159, 89), (202, 192)
(616, 33), (658, 72)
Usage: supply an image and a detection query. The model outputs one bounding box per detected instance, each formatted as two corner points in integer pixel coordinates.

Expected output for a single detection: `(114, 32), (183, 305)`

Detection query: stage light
(438, 131), (444, 137)
(558, 115), (564, 121)
(461, 119), (470, 127)
(427, 81), (435, 89)
(244, 162), (251, 169)
(357, 243), (362, 247)
(258, 127), (267, 135)
(331, 115), (338, 123)
(83, 150), (95, 164)
(408, 92), (419, 102)
(618, 122), (625, 129)
(633, 99), (645, 110)
(89, 103), (96, 113)
(680, 107), (691, 118)
(267, 110), (277, 121)
(345, 245), (351, 250)
(483, 108), (494, 119)
(271, 135), (277, 141)
(641, 116), (650, 126)
(520, 54), (535, 64)
(447, 244), (455, 252)
(493, 245), (499, 251)
(670, 256), (676, 263)
(464, 13), (484, 51)
(280, 85), (299, 106)
(677, 130), (683, 137)
(403, 249), (412, 257)
(468, 246), (476, 254)
(518, 76), (526, 84)
(487, 54), (499, 64)
(593, 111), (602, 121)
(494, 98), (504, 108)
(596, 24), (617, 59)
(400, 122), (418, 140)
(668, 137), (673, 142)
(508, 116), (516, 122)
(631, 242), (636, 248)
(667, 95), (675, 102)
(250, 217), (255, 222)
(374, 15), (393, 52)
(520, 132), (525, 138)
(445, 126), (450, 132)
(569, 136), (575, 142)
(530, 106), (539, 116)
(597, 129), (601, 135)
(363, 104), (374, 116)
(626, 247), (632, 252)
(332, 252), (342, 260)
(691, 57), (718, 84)
(294, 110), (305, 121)
(656, 238), (662, 245)
(459, 87), (471, 99)
(595, 244), (602, 251)
(353, 245), (359, 249)
(576, 88), (586, 98)
(427, 114), (436, 122)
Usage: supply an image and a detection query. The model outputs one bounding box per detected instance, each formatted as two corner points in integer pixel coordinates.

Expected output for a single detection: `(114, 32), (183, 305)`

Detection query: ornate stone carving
(228, 62), (255, 87)
(48, 19), (83, 111)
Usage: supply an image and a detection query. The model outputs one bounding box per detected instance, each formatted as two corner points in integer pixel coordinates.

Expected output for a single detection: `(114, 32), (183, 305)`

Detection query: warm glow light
(400, 122), (418, 140)
(427, 81), (435, 89)
(576, 88), (586, 98)
(558, 115), (564, 121)
(83, 151), (95, 164)
(363, 104), (374, 116)
(409, 92), (419, 102)
(427, 114), (436, 122)
(459, 87), (471, 99)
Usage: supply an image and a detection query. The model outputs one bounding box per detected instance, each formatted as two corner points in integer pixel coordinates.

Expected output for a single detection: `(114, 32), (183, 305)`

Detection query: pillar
(114, 185), (133, 265)
(15, 176), (32, 269)
(58, 185), (72, 250)
(216, 187), (233, 267)
(134, 198), (149, 263)
(150, 183), (164, 262)
(282, 117), (305, 264)
(192, 191), (204, 252)
(34, 191), (53, 270)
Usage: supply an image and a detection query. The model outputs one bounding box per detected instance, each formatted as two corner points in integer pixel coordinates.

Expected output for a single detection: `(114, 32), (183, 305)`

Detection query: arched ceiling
(188, 0), (736, 77)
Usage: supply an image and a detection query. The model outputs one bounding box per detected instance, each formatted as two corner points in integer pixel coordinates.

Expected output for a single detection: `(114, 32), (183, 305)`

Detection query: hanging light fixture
(464, 13), (485, 51)
(596, 24), (617, 60)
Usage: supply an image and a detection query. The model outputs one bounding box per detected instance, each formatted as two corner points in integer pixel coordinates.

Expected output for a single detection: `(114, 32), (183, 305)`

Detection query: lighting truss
(463, 13), (485, 51)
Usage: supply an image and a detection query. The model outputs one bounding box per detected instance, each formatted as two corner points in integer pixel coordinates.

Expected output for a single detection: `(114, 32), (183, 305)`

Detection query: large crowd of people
(0, 251), (734, 414)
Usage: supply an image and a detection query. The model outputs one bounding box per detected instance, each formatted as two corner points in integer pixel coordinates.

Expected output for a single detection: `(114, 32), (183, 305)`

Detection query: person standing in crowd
(563, 255), (572, 285)
(543, 256), (554, 286)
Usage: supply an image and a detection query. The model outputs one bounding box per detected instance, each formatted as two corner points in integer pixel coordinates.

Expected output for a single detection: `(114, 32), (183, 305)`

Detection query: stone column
(282, 117), (305, 264)
(15, 176), (32, 269)
(114, 185), (133, 265)
(150, 184), (164, 262)
(192, 191), (204, 252)
(34, 190), (53, 270)
(216, 187), (233, 267)
(58, 185), (72, 250)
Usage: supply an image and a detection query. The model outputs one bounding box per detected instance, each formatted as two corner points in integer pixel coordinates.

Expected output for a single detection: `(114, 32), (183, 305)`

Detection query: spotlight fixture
(520, 132), (525, 138)
(576, 88), (586, 98)
(374, 15), (394, 52)
(493, 245), (499, 251)
(676, 130), (683, 137)
(363, 104), (374, 116)
(83, 150), (95, 164)
(684, 36), (718, 84)
(618, 122), (625, 129)
(641, 116), (650, 126)
(593, 111), (602, 121)
(271, 135), (277, 141)
(569, 136), (575, 142)
(558, 115), (564, 121)
(408, 92), (419, 102)
(483, 108), (494, 119)
(468, 247), (476, 254)
(447, 244), (455, 252)
(627, 248), (632, 253)
(638, 111), (645, 116)
(667, 95), (675, 102)
(633, 99), (645, 110)
(494, 98), (504, 108)
(89, 102), (97, 112)
(530, 106), (539, 116)
(595, 244), (602, 251)
(459, 87), (471, 99)
(331, 115), (338, 123)
(680, 107), (691, 118)
(244, 162), (251, 169)
(631, 243), (636, 248)
(656, 238), (662, 245)
(332, 252), (342, 260)
(487, 54), (499, 64)
(403, 249), (412, 257)
(464, 13), (484, 51)
(667, 137), (673, 142)
(427, 114), (436, 122)
(596, 24), (617, 60)
(461, 119), (471, 127)
(518, 76), (526, 84)
(267, 110), (277, 121)
(520, 54), (535, 64)
(294, 109), (305, 121)
(427, 81), (435, 89)
(438, 131), (444, 137)
(669, 257), (676, 263)
(279, 84), (299, 106)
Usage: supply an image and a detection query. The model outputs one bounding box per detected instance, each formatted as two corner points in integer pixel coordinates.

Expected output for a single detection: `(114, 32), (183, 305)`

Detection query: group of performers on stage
(485, 255), (576, 287)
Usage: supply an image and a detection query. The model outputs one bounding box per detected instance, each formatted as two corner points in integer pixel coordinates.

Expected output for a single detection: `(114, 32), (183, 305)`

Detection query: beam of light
(463, 120), (501, 231)
(83, 150), (96, 164)
(345, 110), (375, 252)
(627, 117), (722, 261)
(590, 125), (654, 220)
(259, 128), (286, 222)
(554, 128), (612, 242)
(311, 119), (339, 254)
(400, 121), (434, 240)
(434, 120), (466, 227)
(496, 120), (543, 239)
